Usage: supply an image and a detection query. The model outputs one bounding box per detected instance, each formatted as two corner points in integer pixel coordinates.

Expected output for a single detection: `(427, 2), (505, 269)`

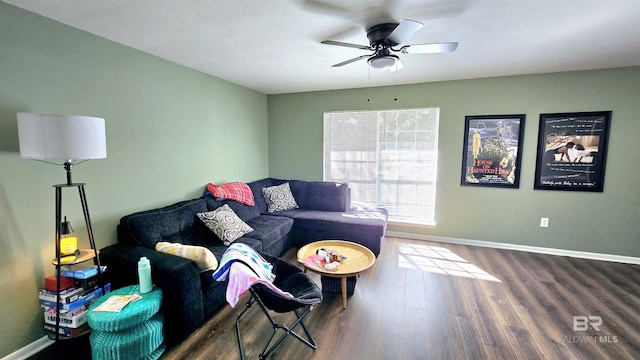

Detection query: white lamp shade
(17, 112), (107, 161)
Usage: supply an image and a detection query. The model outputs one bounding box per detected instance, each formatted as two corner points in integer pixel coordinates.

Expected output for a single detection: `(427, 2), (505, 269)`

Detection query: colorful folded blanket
(224, 262), (292, 307)
(213, 243), (275, 282)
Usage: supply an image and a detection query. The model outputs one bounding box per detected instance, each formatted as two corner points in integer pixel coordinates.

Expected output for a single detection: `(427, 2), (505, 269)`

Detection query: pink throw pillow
(207, 182), (255, 206)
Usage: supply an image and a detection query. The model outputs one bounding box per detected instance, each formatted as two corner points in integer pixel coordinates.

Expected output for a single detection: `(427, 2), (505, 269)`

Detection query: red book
(44, 275), (75, 292)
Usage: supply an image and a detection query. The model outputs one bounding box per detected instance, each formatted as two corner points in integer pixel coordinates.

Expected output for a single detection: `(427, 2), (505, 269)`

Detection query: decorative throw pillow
(206, 182), (255, 206)
(155, 242), (218, 272)
(262, 182), (299, 212)
(197, 204), (254, 245)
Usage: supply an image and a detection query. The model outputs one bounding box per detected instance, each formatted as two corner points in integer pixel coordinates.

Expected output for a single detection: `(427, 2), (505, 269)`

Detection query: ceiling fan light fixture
(368, 54), (398, 70)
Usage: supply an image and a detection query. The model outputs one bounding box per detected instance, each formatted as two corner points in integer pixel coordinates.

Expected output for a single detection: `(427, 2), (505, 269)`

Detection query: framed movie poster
(534, 111), (612, 192)
(461, 114), (525, 188)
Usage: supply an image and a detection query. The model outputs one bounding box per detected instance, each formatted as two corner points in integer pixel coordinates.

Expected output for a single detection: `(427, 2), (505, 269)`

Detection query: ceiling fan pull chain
(367, 65), (371, 103)
(394, 63), (398, 102)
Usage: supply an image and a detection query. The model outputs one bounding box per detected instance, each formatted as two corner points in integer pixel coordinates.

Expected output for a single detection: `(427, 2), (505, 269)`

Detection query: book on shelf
(44, 322), (91, 338)
(55, 264), (107, 279)
(44, 308), (88, 328)
(42, 301), (91, 317)
(44, 275), (76, 292)
(40, 283), (111, 312)
(39, 280), (106, 304)
(39, 286), (85, 304)
(76, 274), (100, 289)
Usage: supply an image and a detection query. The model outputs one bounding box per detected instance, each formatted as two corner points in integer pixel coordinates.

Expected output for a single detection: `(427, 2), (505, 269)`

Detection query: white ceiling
(4, 0), (640, 94)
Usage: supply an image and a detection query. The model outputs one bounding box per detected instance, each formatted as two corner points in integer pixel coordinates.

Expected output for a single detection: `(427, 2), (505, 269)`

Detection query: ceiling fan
(322, 19), (458, 70)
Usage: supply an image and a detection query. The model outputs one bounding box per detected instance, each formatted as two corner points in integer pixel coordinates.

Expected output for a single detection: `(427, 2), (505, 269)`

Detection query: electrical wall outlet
(540, 217), (549, 227)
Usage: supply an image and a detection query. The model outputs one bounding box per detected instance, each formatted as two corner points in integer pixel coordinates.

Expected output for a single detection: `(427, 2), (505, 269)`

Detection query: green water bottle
(138, 257), (152, 293)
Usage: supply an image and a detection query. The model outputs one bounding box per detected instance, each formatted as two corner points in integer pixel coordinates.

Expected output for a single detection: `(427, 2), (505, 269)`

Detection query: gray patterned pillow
(262, 182), (299, 212)
(197, 204), (254, 245)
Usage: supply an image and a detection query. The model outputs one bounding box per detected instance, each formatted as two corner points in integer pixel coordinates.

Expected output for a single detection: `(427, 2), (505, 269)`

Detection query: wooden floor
(161, 237), (640, 360)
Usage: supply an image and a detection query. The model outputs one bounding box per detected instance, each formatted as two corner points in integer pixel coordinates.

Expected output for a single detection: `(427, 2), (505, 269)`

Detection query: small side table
(297, 240), (376, 309)
(88, 285), (164, 360)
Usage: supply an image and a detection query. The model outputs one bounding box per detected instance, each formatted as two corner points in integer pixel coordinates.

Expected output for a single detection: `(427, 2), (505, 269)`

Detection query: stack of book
(40, 264), (110, 338)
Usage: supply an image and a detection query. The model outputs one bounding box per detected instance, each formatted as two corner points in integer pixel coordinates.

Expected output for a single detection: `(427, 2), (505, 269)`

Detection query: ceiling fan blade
(302, 0), (353, 21)
(332, 55), (370, 67)
(386, 19), (424, 45)
(401, 42), (458, 54)
(321, 40), (371, 50)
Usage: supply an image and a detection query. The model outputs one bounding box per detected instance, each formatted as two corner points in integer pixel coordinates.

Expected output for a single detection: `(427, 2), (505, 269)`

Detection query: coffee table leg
(341, 277), (347, 309)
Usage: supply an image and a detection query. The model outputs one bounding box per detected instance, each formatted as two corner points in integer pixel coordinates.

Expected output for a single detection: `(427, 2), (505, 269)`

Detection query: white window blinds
(323, 108), (439, 224)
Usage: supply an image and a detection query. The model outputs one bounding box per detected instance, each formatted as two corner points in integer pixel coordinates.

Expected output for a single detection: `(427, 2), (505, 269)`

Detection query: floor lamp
(17, 112), (107, 341)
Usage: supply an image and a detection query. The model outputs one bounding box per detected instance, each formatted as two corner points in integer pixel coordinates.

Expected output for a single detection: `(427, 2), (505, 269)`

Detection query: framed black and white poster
(534, 111), (612, 192)
(461, 114), (525, 188)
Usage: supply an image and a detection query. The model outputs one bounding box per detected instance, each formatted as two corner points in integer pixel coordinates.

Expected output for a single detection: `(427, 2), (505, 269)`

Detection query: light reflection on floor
(398, 243), (501, 282)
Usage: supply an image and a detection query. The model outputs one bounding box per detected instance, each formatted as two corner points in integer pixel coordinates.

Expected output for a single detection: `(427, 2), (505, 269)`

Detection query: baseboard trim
(386, 231), (640, 265)
(2, 336), (53, 360)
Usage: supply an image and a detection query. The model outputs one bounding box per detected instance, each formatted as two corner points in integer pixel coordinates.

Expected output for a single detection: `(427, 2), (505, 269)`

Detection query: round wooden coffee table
(297, 240), (376, 309)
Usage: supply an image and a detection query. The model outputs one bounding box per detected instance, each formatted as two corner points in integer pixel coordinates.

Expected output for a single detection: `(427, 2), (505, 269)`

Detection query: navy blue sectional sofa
(100, 178), (387, 346)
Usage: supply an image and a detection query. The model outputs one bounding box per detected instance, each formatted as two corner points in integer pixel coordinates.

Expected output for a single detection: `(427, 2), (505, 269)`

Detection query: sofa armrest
(100, 243), (205, 345)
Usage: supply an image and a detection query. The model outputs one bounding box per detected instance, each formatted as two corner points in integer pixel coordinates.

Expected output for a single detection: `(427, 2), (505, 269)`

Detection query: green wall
(268, 67), (640, 258)
(0, 3), (268, 357)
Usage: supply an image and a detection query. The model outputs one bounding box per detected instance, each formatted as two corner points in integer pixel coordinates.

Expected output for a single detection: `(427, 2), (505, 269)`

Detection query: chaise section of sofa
(283, 205), (388, 256)
(100, 178), (388, 346)
(248, 178), (387, 255)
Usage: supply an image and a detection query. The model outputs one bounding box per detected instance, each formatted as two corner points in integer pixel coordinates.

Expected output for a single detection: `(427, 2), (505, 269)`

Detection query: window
(323, 108), (439, 225)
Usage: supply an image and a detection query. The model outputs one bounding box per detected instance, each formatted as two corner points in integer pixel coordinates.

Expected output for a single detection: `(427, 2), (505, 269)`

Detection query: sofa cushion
(197, 205), (254, 246)
(292, 209), (386, 237)
(206, 182), (255, 206)
(244, 215), (294, 252)
(123, 199), (210, 249)
(283, 180), (309, 209)
(259, 179), (349, 212)
(306, 181), (349, 211)
(262, 182), (299, 212)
